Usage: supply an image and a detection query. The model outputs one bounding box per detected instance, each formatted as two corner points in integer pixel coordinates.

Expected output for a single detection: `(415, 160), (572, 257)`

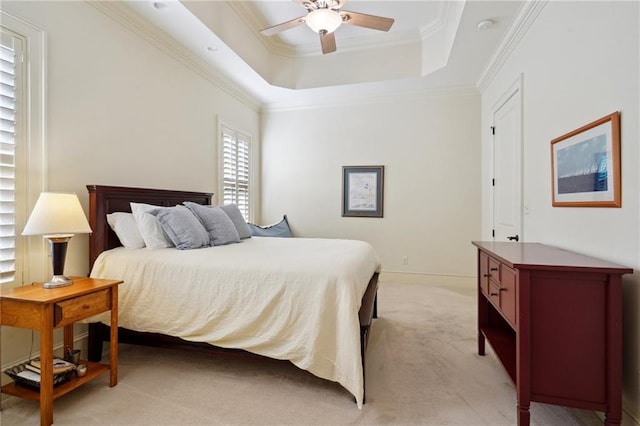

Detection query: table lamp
(22, 192), (92, 288)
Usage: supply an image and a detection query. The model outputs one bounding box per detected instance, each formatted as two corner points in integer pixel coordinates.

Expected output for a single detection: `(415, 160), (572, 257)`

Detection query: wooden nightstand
(1, 277), (123, 426)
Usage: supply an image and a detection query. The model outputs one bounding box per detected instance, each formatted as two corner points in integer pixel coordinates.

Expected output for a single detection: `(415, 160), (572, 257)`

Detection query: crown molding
(476, 0), (548, 93)
(418, 0), (447, 39)
(88, 1), (262, 112)
(226, 1), (282, 54)
(268, 29), (421, 58)
(262, 85), (479, 113)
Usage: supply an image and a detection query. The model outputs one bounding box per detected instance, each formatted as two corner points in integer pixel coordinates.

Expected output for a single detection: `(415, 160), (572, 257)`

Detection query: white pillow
(130, 202), (173, 249)
(106, 212), (145, 249)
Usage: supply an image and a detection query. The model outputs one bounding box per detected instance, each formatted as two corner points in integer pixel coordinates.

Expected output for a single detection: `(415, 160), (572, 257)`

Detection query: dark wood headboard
(87, 185), (213, 269)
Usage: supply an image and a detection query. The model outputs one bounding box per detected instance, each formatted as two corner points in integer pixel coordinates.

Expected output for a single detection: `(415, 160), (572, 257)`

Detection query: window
(220, 124), (251, 220)
(1, 32), (21, 284)
(1, 13), (46, 286)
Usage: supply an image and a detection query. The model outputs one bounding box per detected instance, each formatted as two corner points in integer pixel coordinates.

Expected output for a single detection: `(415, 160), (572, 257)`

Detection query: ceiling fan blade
(340, 10), (394, 31)
(260, 16), (305, 37)
(320, 31), (337, 54)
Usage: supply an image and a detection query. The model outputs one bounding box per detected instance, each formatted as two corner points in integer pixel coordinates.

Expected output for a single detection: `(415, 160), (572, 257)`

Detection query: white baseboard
(379, 270), (476, 288)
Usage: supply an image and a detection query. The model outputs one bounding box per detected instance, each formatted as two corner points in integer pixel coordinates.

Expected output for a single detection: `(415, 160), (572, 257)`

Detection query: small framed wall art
(342, 166), (384, 217)
(551, 112), (621, 207)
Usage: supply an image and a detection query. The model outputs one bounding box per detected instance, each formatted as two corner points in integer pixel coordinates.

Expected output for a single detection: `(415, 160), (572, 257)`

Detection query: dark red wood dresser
(472, 241), (633, 426)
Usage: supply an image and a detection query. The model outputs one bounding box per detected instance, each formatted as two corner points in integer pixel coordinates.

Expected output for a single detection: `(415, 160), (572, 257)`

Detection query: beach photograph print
(551, 112), (621, 207)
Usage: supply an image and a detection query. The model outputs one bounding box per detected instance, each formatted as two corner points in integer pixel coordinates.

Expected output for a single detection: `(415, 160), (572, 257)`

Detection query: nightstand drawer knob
(82, 304), (91, 309)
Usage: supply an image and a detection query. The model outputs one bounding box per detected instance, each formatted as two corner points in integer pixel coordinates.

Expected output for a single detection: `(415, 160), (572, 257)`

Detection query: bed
(85, 185), (380, 407)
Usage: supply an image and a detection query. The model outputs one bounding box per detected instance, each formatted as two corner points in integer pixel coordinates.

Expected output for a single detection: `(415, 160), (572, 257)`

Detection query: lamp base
(43, 275), (73, 289)
(42, 235), (74, 289)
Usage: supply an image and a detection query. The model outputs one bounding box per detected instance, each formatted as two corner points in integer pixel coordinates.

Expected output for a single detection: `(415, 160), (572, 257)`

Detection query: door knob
(507, 235), (519, 242)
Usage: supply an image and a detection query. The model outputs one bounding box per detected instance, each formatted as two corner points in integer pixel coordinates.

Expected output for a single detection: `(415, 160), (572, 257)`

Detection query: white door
(492, 79), (522, 242)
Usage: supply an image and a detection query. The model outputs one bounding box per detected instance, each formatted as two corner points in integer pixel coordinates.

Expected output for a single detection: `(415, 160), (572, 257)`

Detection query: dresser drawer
(54, 289), (111, 327)
(488, 257), (501, 285)
(488, 282), (502, 307)
(484, 256), (517, 328)
(479, 251), (490, 296)
(500, 265), (517, 327)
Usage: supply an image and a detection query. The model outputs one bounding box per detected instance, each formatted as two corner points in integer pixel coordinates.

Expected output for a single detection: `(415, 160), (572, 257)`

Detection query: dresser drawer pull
(82, 304), (91, 309)
(490, 288), (506, 296)
(483, 273), (490, 278)
(490, 267), (498, 271)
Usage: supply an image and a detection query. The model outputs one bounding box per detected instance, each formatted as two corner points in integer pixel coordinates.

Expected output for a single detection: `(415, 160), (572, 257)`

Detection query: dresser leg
(517, 404), (530, 426)
(478, 332), (485, 356)
(604, 412), (622, 425)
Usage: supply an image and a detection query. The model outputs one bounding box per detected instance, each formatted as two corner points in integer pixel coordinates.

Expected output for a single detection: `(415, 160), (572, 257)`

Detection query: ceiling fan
(260, 0), (394, 55)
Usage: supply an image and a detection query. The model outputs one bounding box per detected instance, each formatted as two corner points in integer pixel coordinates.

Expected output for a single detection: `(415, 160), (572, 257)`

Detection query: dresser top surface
(472, 241), (633, 274)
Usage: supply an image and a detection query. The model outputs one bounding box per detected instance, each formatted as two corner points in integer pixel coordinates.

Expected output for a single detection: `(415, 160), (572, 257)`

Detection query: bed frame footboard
(359, 272), (379, 404)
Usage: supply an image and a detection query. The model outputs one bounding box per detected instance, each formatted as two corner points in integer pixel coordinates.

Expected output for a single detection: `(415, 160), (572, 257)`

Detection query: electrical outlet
(402, 256), (408, 265)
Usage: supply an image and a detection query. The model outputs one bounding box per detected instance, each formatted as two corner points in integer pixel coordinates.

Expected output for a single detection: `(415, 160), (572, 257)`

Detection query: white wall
(1, 0), (260, 377)
(3, 0), (261, 274)
(261, 90), (481, 279)
(480, 1), (640, 421)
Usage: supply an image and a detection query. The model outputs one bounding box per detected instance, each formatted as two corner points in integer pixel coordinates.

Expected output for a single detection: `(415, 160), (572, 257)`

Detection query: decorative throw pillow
(149, 205), (210, 250)
(130, 202), (173, 249)
(219, 204), (251, 239)
(183, 202), (240, 246)
(106, 212), (145, 249)
(248, 215), (293, 238)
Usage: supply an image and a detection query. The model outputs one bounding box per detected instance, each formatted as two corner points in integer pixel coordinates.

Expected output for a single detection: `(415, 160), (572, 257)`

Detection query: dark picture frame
(342, 166), (384, 217)
(551, 112), (621, 207)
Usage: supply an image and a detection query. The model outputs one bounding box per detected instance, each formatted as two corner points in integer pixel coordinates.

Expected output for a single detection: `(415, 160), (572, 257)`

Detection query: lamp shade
(305, 9), (343, 34)
(22, 192), (92, 236)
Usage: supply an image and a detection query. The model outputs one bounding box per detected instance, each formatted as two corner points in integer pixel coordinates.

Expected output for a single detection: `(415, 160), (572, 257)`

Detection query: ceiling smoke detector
(476, 19), (495, 31)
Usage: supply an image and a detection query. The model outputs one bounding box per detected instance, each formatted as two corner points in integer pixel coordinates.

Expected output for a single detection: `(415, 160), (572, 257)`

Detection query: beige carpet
(1, 280), (602, 425)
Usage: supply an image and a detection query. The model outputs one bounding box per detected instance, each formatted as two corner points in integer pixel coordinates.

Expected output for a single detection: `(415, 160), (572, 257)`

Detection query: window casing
(220, 124), (251, 221)
(1, 13), (47, 287)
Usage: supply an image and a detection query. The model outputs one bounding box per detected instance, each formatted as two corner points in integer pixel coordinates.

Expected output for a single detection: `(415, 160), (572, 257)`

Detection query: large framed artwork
(551, 112), (621, 207)
(342, 166), (384, 217)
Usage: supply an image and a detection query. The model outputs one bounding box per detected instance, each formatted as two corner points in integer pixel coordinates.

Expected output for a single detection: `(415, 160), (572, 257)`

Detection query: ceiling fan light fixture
(305, 9), (343, 34)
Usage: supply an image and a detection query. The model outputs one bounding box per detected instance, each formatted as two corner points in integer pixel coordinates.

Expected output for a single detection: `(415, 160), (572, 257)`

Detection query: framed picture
(342, 166), (384, 217)
(551, 112), (621, 207)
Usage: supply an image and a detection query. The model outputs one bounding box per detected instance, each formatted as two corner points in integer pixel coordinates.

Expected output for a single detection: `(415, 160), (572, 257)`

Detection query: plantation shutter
(0, 37), (17, 284)
(222, 126), (251, 220)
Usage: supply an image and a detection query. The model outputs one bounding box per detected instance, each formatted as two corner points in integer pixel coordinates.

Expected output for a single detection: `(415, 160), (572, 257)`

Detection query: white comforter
(89, 237), (380, 407)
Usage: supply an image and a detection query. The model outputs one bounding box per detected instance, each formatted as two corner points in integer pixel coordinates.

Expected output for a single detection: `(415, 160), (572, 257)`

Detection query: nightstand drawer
(54, 289), (110, 327)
